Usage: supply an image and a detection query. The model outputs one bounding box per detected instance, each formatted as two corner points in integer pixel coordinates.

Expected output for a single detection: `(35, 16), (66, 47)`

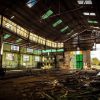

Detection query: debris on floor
(0, 70), (100, 100)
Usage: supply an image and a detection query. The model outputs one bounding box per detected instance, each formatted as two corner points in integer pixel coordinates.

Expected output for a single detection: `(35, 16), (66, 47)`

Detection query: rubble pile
(0, 70), (100, 100)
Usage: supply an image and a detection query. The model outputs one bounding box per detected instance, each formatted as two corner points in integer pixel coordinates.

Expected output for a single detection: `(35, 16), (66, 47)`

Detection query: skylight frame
(26, 0), (37, 8)
(90, 13), (96, 16)
(53, 19), (63, 27)
(83, 12), (96, 16)
(60, 26), (69, 32)
(42, 10), (53, 20)
(4, 34), (11, 39)
(77, 0), (92, 5)
(83, 12), (89, 15)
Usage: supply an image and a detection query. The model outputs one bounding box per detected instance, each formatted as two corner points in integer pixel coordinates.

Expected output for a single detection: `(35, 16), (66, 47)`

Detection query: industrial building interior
(0, 0), (100, 100)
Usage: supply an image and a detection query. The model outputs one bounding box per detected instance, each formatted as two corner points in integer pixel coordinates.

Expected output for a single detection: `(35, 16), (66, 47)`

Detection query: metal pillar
(17, 46), (21, 68)
(54, 54), (57, 68)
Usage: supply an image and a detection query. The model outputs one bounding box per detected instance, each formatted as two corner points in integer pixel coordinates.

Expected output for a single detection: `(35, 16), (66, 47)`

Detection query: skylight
(90, 13), (96, 16)
(77, 0), (92, 5)
(42, 10), (53, 20)
(26, 0), (37, 8)
(4, 34), (11, 39)
(53, 19), (62, 27)
(88, 20), (98, 24)
(61, 26), (69, 32)
(83, 12), (96, 16)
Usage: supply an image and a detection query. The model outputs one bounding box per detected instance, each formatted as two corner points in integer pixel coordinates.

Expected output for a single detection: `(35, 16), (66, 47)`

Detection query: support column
(83, 50), (91, 69)
(0, 15), (6, 76)
(0, 15), (3, 68)
(63, 51), (71, 69)
(17, 46), (21, 68)
(54, 55), (57, 68)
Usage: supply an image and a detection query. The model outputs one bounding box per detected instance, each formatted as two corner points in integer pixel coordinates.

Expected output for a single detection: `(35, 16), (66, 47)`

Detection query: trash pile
(17, 70), (100, 100)
(0, 70), (100, 100)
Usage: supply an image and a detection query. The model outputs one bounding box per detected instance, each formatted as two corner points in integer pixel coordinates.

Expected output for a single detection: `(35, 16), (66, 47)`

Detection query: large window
(11, 45), (19, 51)
(6, 53), (14, 61)
(46, 40), (52, 47)
(35, 56), (40, 62)
(91, 44), (100, 69)
(27, 48), (33, 53)
(23, 55), (30, 62)
(29, 33), (38, 42)
(1, 16), (64, 48)
(17, 26), (28, 38)
(3, 17), (16, 33)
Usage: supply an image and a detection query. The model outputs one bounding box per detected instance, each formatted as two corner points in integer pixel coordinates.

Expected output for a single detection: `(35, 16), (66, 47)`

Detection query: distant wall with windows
(2, 43), (41, 69)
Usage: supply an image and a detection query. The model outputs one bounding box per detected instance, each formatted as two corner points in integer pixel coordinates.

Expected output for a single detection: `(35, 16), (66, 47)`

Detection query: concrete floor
(0, 69), (100, 100)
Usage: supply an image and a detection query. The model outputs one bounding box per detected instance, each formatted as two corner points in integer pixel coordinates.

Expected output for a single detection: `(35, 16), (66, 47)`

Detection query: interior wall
(2, 43), (38, 69)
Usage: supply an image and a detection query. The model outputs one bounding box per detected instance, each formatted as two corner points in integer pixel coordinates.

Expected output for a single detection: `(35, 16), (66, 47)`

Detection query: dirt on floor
(0, 69), (100, 100)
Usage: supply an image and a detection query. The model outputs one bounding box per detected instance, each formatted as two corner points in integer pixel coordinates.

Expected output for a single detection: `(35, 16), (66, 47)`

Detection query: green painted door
(76, 54), (83, 69)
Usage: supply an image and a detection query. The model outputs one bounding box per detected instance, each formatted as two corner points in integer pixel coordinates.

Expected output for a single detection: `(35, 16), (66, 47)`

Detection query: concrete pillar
(63, 51), (71, 69)
(56, 55), (64, 69)
(54, 55), (58, 68)
(83, 50), (91, 69)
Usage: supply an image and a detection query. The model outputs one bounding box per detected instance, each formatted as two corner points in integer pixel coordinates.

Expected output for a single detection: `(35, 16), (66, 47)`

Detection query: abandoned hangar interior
(0, 0), (100, 100)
